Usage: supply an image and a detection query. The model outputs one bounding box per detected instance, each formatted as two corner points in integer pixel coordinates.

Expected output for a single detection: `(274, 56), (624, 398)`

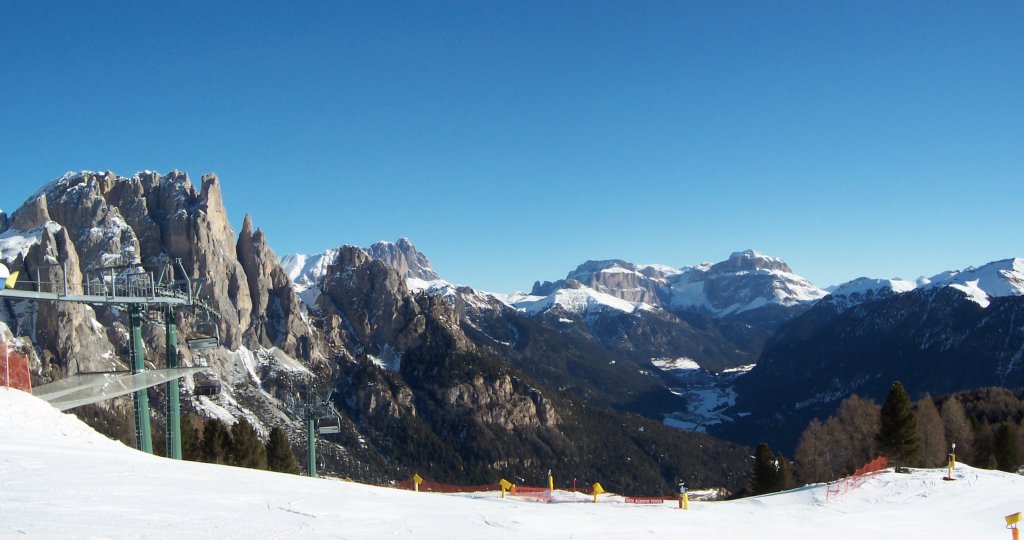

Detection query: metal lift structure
(0, 256), (219, 459)
(287, 386), (341, 478)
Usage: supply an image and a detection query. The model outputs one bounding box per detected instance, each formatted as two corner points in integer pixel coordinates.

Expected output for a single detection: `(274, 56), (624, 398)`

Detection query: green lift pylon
(129, 304), (153, 454)
(307, 405), (317, 478)
(165, 306), (181, 460)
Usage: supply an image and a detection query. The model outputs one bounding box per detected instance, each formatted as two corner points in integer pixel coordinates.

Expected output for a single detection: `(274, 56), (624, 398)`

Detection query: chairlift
(316, 415), (341, 435)
(193, 373), (222, 396)
(186, 309), (221, 352)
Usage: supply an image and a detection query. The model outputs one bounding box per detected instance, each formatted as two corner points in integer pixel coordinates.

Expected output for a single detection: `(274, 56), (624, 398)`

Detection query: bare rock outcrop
(365, 238), (439, 281)
(236, 213), (319, 363)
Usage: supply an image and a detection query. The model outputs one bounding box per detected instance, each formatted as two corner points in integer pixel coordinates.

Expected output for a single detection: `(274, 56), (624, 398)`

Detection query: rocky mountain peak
(712, 250), (793, 274)
(365, 238), (439, 281)
(9, 193), (51, 231)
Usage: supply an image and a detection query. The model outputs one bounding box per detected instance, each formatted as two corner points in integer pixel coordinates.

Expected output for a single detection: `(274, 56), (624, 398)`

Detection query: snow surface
(2, 387), (1022, 539)
(511, 287), (655, 316)
(650, 357), (701, 372)
(0, 222), (62, 264)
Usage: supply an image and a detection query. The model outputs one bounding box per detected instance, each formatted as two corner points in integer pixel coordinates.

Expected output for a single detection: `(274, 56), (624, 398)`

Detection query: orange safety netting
(826, 455), (888, 500)
(1, 342), (32, 392)
(396, 478), (500, 493)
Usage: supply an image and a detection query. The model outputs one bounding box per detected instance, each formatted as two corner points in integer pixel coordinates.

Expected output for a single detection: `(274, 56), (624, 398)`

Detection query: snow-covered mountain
(827, 258), (1024, 310)
(519, 250), (827, 320)
(282, 239), (502, 314)
(667, 250), (827, 316)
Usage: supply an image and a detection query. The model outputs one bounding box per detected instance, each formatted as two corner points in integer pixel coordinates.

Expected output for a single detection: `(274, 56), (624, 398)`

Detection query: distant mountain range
(3, 170), (1022, 481)
(285, 236), (1024, 457)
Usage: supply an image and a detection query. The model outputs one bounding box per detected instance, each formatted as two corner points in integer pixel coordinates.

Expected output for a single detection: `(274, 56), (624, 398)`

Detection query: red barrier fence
(1, 342), (32, 392)
(826, 455), (889, 500)
(509, 486), (552, 501)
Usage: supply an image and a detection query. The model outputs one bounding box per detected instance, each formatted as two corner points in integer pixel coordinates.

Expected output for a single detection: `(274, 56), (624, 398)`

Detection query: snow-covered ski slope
(1, 388), (1020, 539)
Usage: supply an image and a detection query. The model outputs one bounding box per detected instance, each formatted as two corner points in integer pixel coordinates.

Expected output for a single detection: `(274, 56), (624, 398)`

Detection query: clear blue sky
(2, 2), (1021, 292)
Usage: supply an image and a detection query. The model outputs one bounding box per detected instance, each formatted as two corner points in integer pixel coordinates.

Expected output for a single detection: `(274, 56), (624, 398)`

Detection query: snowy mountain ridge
(828, 257), (1024, 309)
(522, 249), (828, 320)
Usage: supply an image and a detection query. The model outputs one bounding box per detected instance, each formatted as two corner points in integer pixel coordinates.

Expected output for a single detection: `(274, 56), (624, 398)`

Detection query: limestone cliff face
(315, 244), (558, 433)
(0, 171), (320, 383)
(317, 246), (429, 355)
(236, 214), (318, 363)
(446, 374), (558, 430)
(365, 238), (439, 281)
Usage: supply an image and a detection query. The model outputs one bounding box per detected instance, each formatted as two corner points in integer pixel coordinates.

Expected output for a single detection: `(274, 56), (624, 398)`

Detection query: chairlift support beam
(307, 406), (317, 478)
(129, 304), (153, 454)
(165, 305), (181, 460)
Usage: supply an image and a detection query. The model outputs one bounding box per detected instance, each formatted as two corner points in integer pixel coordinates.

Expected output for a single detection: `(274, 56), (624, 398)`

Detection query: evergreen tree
(180, 414), (203, 461)
(940, 397), (973, 465)
(915, 394), (947, 467)
(230, 419), (268, 470)
(749, 443), (779, 495)
(993, 421), (1020, 472)
(973, 420), (994, 465)
(876, 381), (921, 472)
(267, 427), (301, 475)
(201, 419), (231, 465)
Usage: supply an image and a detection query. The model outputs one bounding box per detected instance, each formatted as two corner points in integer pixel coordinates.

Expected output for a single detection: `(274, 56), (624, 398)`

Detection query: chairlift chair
(186, 309), (221, 352)
(193, 373), (222, 396)
(316, 415), (341, 435)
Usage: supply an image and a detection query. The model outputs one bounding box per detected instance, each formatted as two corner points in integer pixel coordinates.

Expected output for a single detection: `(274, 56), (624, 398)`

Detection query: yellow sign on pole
(412, 473), (423, 492)
(592, 482), (604, 503)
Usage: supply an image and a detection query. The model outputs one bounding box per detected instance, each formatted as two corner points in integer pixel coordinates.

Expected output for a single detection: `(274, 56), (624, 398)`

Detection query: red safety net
(1, 342), (32, 393)
(508, 486), (552, 502)
(826, 455), (889, 500)
(396, 478), (500, 494)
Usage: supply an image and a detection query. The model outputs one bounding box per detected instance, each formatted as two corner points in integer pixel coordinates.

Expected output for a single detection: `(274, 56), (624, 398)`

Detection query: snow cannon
(592, 482), (604, 504)
(1007, 512), (1022, 540)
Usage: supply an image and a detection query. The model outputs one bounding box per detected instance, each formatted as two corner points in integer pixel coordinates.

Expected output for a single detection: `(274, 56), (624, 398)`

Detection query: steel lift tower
(0, 256), (218, 458)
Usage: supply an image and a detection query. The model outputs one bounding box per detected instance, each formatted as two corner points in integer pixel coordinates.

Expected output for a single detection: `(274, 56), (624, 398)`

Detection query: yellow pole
(548, 469), (554, 492)
(683, 492), (689, 510)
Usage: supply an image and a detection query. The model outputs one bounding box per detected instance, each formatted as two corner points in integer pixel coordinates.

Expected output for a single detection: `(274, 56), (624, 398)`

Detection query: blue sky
(1, 2), (1021, 292)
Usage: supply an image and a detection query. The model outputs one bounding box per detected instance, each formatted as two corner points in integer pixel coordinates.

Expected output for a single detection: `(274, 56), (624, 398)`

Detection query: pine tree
(267, 427), (301, 475)
(230, 419), (268, 470)
(201, 419), (231, 465)
(915, 394), (947, 467)
(993, 421), (1020, 472)
(749, 443), (779, 495)
(940, 397), (973, 465)
(876, 381), (921, 472)
(180, 414), (203, 461)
